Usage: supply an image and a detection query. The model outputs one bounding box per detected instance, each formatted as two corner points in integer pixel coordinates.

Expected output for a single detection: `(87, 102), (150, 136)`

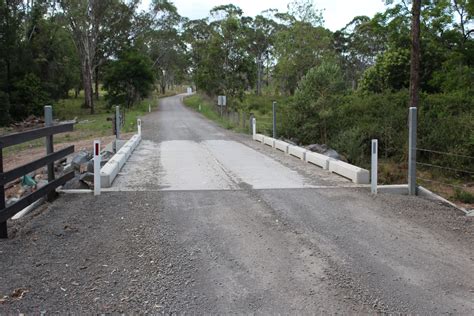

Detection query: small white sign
(218, 95), (227, 106)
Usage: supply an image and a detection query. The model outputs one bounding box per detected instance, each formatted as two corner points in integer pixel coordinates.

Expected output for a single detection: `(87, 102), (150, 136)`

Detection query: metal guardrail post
(408, 107), (417, 195)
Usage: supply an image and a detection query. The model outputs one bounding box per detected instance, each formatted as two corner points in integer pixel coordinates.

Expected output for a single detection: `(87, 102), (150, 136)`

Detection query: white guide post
(252, 118), (256, 136)
(93, 140), (101, 196)
(137, 119), (142, 136)
(148, 104), (151, 113)
(371, 139), (378, 194)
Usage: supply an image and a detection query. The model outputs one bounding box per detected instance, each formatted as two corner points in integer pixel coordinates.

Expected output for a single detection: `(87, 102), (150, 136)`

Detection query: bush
(103, 50), (154, 108)
(283, 61), (345, 144)
(9, 73), (50, 120)
(453, 189), (474, 204)
(281, 85), (473, 172)
(0, 91), (11, 126)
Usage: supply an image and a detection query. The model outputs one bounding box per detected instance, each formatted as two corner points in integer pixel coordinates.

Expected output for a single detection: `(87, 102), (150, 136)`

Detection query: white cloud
(141, 0), (387, 31)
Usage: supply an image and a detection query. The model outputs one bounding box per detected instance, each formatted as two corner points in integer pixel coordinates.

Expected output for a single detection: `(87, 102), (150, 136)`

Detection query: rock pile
(306, 143), (346, 161)
(5, 148), (114, 206)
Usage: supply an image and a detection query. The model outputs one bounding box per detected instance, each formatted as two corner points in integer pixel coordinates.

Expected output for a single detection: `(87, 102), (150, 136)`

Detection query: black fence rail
(0, 123), (75, 238)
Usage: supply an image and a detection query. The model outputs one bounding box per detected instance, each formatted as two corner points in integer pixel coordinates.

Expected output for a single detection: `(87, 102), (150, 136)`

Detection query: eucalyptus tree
(146, 0), (188, 94)
(273, 0), (333, 94)
(249, 13), (278, 95)
(59, 0), (138, 113)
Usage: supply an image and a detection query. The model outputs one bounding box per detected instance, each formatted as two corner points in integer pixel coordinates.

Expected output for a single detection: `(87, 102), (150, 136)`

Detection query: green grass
(2, 86), (184, 155)
(184, 94), (227, 125)
(453, 189), (474, 204)
(183, 93), (289, 135)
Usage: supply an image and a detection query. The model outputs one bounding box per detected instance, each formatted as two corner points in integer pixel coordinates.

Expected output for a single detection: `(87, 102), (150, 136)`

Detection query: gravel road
(1, 94), (472, 314)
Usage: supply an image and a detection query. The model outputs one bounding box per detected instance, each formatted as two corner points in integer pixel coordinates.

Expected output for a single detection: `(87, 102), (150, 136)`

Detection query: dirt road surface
(1, 94), (472, 314)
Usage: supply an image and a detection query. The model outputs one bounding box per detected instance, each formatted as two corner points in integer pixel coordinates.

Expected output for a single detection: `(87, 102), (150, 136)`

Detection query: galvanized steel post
(408, 107), (417, 195)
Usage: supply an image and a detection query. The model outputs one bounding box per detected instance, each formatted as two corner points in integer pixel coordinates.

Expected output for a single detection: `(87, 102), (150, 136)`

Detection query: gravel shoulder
(1, 94), (472, 314)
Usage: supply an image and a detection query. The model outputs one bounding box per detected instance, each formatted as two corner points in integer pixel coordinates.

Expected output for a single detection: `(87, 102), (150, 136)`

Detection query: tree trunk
(95, 66), (100, 101)
(161, 76), (166, 94)
(409, 0), (421, 108)
(82, 55), (94, 114)
(256, 56), (262, 96)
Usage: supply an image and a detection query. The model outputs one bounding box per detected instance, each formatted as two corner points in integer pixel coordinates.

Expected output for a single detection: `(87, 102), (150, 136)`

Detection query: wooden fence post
(45, 106), (56, 201)
(0, 148), (6, 238)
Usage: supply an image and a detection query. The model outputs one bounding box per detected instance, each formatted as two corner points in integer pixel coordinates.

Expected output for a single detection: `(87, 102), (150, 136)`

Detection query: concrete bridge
(1, 94), (472, 314)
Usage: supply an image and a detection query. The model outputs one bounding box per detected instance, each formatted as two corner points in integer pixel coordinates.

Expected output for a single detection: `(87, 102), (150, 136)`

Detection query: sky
(141, 0), (387, 31)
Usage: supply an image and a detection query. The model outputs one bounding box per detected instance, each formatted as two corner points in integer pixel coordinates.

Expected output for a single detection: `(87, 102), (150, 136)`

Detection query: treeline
(0, 0), (188, 124)
(185, 0), (473, 170)
(1, 0), (473, 170)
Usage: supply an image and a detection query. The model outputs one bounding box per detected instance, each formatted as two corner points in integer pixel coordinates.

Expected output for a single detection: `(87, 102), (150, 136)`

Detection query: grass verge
(3, 87), (182, 156)
(184, 93), (286, 135)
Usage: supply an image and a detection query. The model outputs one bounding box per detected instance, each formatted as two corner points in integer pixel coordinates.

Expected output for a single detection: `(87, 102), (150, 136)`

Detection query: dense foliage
(0, 0), (187, 122)
(103, 50), (154, 108)
(182, 0), (473, 178)
(0, 0), (473, 177)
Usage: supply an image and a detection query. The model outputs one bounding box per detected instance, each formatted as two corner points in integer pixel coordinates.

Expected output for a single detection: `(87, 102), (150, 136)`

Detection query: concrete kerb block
(377, 184), (409, 195)
(328, 160), (370, 184)
(288, 145), (307, 160)
(100, 160), (119, 188)
(100, 134), (142, 188)
(274, 140), (290, 153)
(305, 151), (332, 170)
(264, 136), (275, 147)
(418, 186), (468, 214)
(253, 133), (264, 142)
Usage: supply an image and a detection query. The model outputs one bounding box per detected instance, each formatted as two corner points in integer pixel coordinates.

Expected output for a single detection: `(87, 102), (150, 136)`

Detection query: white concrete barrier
(253, 133), (264, 142)
(264, 136), (275, 147)
(274, 140), (290, 153)
(288, 145), (307, 160)
(100, 134), (142, 188)
(328, 160), (370, 184)
(305, 151), (332, 170)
